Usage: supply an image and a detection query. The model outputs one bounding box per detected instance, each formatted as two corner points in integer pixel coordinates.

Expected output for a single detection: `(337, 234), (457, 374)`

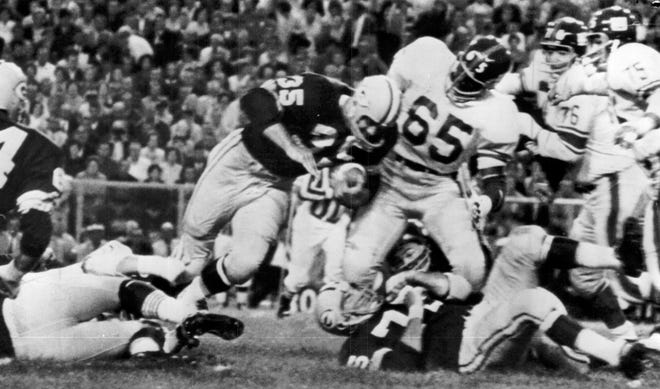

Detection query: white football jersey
(607, 43), (660, 121)
(388, 38), (519, 174)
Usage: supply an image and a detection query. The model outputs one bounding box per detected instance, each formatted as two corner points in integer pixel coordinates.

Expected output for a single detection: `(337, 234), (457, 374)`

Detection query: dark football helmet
(584, 6), (638, 67)
(446, 36), (512, 103)
(541, 17), (588, 55)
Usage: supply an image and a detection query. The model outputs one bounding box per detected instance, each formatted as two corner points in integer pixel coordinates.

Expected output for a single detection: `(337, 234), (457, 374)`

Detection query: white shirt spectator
(160, 162), (182, 185)
(35, 61), (56, 83)
(127, 34), (154, 64)
(0, 19), (15, 44)
(128, 157), (151, 181)
(140, 146), (166, 165)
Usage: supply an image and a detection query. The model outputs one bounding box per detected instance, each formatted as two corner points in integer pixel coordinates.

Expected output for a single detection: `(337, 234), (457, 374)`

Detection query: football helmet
(541, 17), (588, 75)
(316, 280), (384, 336)
(584, 6), (637, 67)
(0, 61), (27, 117)
(387, 235), (431, 275)
(446, 36), (512, 104)
(343, 75), (401, 152)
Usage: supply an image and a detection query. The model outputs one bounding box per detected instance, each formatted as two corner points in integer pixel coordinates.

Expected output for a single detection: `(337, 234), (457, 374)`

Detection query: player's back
(0, 118), (63, 213)
(241, 73), (353, 177)
(607, 43), (660, 122)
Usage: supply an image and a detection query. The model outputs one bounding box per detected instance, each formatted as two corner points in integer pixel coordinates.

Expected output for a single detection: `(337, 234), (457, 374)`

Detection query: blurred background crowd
(0, 0), (655, 267)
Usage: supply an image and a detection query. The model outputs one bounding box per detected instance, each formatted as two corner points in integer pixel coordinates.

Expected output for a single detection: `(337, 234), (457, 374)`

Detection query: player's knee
(567, 268), (607, 297)
(517, 287), (566, 323)
(20, 209), (52, 259)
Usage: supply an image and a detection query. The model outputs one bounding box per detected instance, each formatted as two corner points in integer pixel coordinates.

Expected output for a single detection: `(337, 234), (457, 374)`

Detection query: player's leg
(178, 189), (289, 305)
(283, 204), (333, 296)
(569, 171), (648, 338)
(321, 214), (351, 285)
(457, 287), (645, 379)
(422, 184), (486, 291)
(484, 225), (622, 302)
(341, 188), (408, 288)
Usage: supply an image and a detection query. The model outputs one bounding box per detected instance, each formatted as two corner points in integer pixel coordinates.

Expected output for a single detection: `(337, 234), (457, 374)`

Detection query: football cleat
(618, 341), (647, 380)
(177, 312), (244, 347)
(277, 294), (293, 319)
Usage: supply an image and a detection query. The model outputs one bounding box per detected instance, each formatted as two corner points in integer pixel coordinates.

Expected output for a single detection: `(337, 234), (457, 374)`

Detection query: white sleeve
(517, 112), (583, 162)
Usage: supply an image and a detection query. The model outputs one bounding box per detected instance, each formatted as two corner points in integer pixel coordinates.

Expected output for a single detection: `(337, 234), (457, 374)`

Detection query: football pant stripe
(606, 174), (620, 246)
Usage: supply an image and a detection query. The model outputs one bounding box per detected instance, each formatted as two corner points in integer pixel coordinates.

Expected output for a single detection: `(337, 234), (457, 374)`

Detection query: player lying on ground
(175, 74), (401, 308)
(0, 61), (65, 297)
(318, 225), (651, 379)
(0, 258), (243, 362)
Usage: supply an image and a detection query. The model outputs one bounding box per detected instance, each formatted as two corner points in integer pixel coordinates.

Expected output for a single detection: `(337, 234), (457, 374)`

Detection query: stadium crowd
(0, 0), (653, 262)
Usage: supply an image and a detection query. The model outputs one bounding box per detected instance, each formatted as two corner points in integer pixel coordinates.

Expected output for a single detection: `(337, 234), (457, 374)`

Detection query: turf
(1, 308), (659, 389)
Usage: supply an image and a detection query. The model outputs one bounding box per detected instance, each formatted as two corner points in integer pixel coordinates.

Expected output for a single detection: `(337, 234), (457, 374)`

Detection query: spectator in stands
(152, 222), (179, 258)
(162, 147), (183, 186)
(96, 141), (120, 180)
(63, 140), (86, 176)
(72, 224), (106, 262)
(140, 132), (166, 166)
(127, 140), (151, 181)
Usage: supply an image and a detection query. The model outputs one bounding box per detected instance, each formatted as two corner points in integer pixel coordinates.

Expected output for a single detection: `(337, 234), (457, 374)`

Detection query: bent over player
(341, 36), (518, 293)
(176, 73), (401, 307)
(331, 225), (649, 379)
(0, 61), (64, 297)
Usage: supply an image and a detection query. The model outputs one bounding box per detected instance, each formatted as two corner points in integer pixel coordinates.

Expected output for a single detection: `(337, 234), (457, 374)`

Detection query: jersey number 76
(402, 96), (473, 164)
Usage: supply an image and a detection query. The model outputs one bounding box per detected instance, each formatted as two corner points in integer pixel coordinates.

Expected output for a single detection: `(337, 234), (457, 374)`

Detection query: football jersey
(607, 43), (660, 121)
(240, 73), (353, 177)
(294, 169), (347, 224)
(542, 94), (635, 181)
(389, 38), (519, 174)
(339, 299), (450, 372)
(0, 116), (63, 214)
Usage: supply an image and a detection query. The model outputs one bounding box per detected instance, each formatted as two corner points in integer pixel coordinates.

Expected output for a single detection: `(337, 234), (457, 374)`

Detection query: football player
(0, 61), (64, 297)
(277, 163), (368, 318)
(175, 73), (401, 307)
(329, 225), (649, 379)
(0, 258), (243, 362)
(498, 15), (646, 340)
(341, 36), (518, 295)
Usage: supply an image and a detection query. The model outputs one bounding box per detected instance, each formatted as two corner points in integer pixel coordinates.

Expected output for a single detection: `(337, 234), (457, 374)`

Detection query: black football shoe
(619, 341), (647, 380)
(277, 294), (292, 319)
(178, 312), (244, 345)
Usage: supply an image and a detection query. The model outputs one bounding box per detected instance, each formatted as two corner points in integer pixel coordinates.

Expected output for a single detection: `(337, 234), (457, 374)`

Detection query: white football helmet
(0, 61), (27, 115)
(342, 75), (401, 152)
(316, 279), (384, 336)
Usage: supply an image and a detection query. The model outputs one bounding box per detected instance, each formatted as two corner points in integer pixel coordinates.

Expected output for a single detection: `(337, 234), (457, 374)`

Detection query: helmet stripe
(383, 78), (394, 125)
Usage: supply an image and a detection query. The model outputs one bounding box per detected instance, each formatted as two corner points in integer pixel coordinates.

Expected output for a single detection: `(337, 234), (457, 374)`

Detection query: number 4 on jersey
(0, 127), (27, 189)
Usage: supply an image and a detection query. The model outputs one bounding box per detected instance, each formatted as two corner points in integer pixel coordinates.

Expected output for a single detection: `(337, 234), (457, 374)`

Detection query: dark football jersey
(422, 302), (471, 371)
(240, 73), (353, 177)
(339, 304), (422, 371)
(0, 116), (63, 214)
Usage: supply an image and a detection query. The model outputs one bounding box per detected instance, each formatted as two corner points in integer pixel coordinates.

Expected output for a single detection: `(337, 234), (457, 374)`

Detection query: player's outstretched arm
(263, 123), (319, 176)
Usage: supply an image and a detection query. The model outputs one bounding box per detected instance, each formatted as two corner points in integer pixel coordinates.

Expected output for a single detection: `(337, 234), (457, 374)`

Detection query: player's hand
(469, 195), (492, 231)
(286, 144), (319, 176)
(614, 124), (639, 149)
(385, 270), (413, 303)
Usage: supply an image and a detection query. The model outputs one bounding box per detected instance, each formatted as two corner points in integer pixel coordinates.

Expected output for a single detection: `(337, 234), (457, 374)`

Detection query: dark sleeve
(479, 166), (506, 212)
(20, 209), (52, 258)
(18, 144), (64, 196)
(239, 87), (281, 128)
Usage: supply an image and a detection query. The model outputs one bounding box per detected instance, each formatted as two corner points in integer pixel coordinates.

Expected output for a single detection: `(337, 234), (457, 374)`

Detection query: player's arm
(495, 71), (524, 95)
(240, 87), (319, 175)
(386, 271), (472, 303)
(517, 111), (585, 162)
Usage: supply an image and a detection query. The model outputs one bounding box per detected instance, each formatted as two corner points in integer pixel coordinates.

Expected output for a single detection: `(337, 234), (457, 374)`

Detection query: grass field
(2, 308), (660, 389)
